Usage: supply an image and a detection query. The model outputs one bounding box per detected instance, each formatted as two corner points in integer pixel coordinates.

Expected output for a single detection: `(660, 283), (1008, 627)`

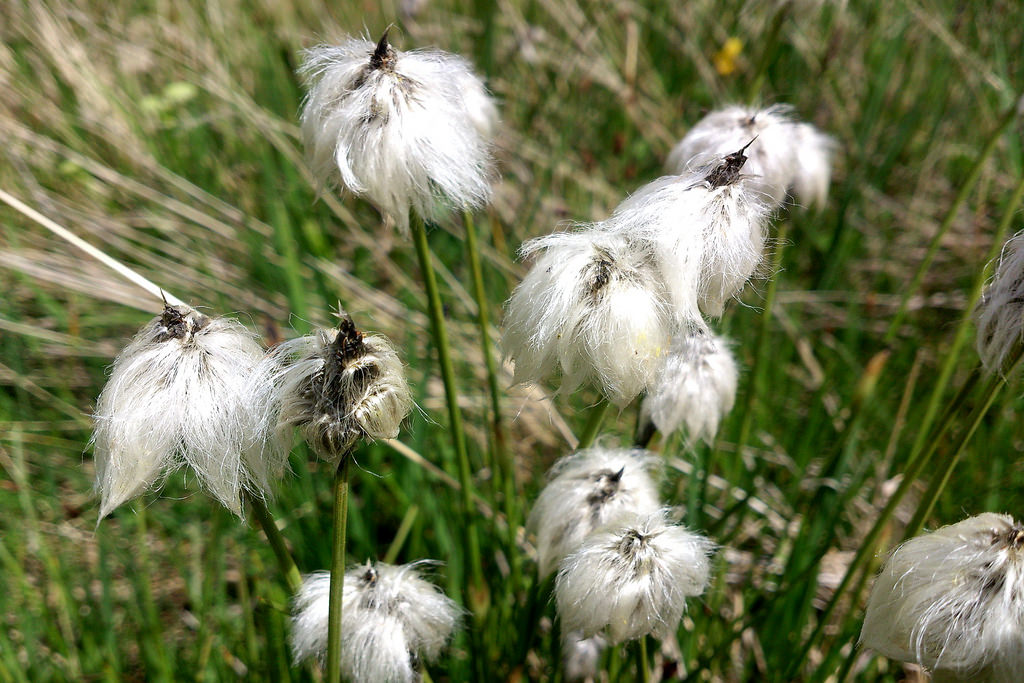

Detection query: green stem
(635, 637), (650, 683)
(247, 493), (302, 594)
(409, 213), (485, 598)
(326, 456), (351, 683)
(577, 398), (612, 450)
(464, 210), (520, 583)
(884, 97), (1022, 344)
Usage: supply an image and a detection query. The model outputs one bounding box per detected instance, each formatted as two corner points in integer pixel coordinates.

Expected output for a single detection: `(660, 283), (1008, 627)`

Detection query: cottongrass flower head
(528, 448), (663, 577)
(555, 510), (713, 643)
(976, 230), (1024, 373)
(260, 313), (413, 462)
(92, 304), (277, 518)
(608, 143), (773, 318)
(291, 561), (462, 681)
(641, 330), (738, 444)
(666, 104), (834, 208)
(504, 228), (672, 405)
(861, 513), (1024, 682)
(299, 31), (495, 232)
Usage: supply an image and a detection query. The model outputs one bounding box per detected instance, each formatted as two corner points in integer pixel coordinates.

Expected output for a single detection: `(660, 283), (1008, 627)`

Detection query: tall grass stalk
(0, 190), (184, 307)
(883, 95), (1023, 343)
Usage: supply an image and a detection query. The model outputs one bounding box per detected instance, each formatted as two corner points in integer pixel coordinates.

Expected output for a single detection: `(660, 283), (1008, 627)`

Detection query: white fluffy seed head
(555, 510), (713, 644)
(91, 304), (278, 519)
(861, 513), (1024, 681)
(641, 331), (738, 443)
(290, 561), (463, 681)
(298, 33), (495, 232)
(976, 230), (1024, 373)
(503, 229), (672, 406)
(608, 148), (772, 319)
(666, 104), (834, 209)
(259, 315), (413, 463)
(528, 448), (663, 577)
(562, 630), (606, 682)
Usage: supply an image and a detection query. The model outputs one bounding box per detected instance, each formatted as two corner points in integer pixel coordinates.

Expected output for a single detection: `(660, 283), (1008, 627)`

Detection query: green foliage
(2, 0), (1023, 680)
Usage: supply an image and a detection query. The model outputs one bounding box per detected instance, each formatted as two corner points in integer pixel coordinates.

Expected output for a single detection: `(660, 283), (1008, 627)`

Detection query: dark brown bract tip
(369, 29), (395, 71)
(705, 137), (757, 188)
(334, 315), (365, 365)
(156, 305), (190, 342)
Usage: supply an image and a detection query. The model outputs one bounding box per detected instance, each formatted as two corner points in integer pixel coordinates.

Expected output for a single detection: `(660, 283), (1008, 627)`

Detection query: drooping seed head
(290, 561), (463, 680)
(976, 230), (1024, 373)
(504, 229), (672, 405)
(259, 312), (413, 462)
(666, 104), (834, 208)
(555, 510), (713, 643)
(298, 32), (496, 232)
(91, 304), (278, 518)
(528, 448), (663, 577)
(862, 513), (1024, 682)
(641, 330), (738, 443)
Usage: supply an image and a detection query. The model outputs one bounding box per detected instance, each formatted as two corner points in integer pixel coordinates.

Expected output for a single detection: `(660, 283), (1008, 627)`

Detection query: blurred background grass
(1, 0), (1023, 680)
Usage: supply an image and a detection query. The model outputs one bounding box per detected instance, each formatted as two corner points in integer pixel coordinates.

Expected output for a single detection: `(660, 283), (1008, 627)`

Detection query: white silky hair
(555, 510), (713, 644)
(562, 630), (606, 682)
(290, 561), (463, 681)
(976, 230), (1024, 373)
(861, 513), (1024, 682)
(528, 448), (663, 577)
(641, 331), (738, 443)
(503, 228), (673, 406)
(607, 168), (772, 319)
(257, 321), (413, 462)
(665, 104), (835, 209)
(91, 305), (278, 519)
(298, 35), (495, 233)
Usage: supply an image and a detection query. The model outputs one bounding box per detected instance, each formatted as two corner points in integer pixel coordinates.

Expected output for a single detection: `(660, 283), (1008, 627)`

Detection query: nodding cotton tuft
(503, 228), (673, 405)
(528, 448), (663, 577)
(976, 230), (1024, 373)
(258, 313), (413, 462)
(91, 304), (279, 519)
(607, 145), (773, 318)
(641, 330), (738, 443)
(666, 104), (834, 208)
(290, 561), (462, 681)
(861, 513), (1024, 682)
(555, 510), (713, 644)
(298, 31), (496, 232)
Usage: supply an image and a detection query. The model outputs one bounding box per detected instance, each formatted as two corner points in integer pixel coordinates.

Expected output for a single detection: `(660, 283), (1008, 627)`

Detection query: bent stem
(409, 213), (485, 598)
(247, 493), (302, 594)
(326, 456), (352, 683)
